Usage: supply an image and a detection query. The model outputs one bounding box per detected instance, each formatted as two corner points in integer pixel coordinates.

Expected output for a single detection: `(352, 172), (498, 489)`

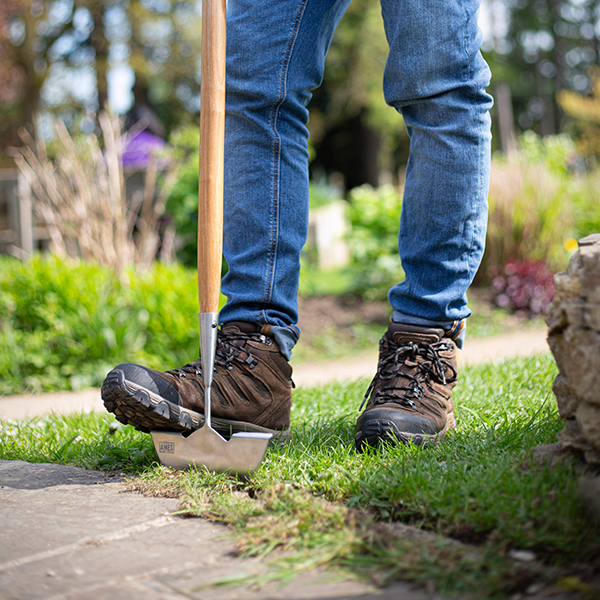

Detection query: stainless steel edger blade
(151, 314), (272, 476)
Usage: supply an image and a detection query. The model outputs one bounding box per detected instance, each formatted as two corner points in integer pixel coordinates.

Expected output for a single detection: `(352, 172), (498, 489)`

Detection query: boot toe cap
(355, 408), (438, 450)
(110, 363), (182, 406)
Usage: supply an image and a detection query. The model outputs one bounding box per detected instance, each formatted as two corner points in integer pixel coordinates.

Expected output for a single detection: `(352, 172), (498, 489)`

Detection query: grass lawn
(2, 353), (599, 597)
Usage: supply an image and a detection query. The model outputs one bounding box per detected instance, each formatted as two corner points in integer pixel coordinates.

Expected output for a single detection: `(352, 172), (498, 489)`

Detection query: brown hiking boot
(101, 322), (293, 441)
(355, 322), (458, 450)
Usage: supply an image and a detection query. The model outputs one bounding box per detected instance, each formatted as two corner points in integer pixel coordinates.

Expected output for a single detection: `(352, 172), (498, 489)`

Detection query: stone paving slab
(0, 460), (447, 600)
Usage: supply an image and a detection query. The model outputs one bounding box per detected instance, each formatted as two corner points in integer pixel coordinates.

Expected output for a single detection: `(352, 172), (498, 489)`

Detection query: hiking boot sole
(101, 368), (290, 443)
(355, 411), (456, 451)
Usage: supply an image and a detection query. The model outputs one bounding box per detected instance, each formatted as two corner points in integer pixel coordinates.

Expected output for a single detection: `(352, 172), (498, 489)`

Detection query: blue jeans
(219, 0), (493, 359)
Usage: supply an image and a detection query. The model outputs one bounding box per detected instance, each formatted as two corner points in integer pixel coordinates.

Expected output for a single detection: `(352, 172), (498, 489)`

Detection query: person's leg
(220, 0), (352, 359)
(356, 0), (492, 449)
(101, 0), (352, 435)
(383, 0), (493, 344)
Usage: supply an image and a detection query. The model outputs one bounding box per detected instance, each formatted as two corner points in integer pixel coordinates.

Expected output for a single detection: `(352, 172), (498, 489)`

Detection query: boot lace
(359, 336), (457, 411)
(167, 331), (271, 380)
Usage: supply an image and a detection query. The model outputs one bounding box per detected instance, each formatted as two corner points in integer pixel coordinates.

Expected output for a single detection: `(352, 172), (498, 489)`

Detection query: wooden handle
(198, 0), (226, 314)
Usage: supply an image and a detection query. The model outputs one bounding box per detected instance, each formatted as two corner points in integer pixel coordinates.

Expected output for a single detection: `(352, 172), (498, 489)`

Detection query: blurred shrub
(309, 179), (342, 210)
(482, 132), (578, 281)
(344, 184), (404, 300)
(15, 112), (176, 274)
(165, 127), (338, 271)
(489, 260), (555, 317)
(520, 130), (576, 174)
(299, 184), (404, 300)
(298, 260), (356, 297)
(165, 126), (200, 268)
(0, 254), (223, 395)
(570, 170), (600, 241)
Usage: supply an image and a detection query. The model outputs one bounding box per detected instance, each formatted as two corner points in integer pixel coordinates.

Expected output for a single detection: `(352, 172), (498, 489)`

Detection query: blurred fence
(0, 169), (36, 259)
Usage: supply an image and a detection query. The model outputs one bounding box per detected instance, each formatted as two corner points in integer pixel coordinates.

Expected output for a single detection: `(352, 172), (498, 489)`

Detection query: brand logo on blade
(159, 442), (175, 454)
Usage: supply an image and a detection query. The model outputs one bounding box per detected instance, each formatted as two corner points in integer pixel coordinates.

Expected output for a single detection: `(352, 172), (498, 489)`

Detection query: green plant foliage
(482, 131), (600, 280)
(165, 125), (201, 268)
(519, 130), (577, 175)
(300, 183), (405, 300)
(569, 171), (600, 242)
(308, 179), (341, 210)
(345, 184), (404, 300)
(297, 261), (356, 298)
(0, 254), (224, 395)
(166, 128), (343, 270)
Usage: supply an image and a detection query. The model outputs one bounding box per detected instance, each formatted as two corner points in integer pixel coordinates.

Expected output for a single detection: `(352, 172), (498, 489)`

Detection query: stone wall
(546, 233), (600, 467)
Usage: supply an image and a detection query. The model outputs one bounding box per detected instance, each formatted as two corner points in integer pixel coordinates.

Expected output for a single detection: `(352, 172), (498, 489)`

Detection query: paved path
(0, 460), (447, 600)
(293, 327), (549, 387)
(0, 327), (549, 421)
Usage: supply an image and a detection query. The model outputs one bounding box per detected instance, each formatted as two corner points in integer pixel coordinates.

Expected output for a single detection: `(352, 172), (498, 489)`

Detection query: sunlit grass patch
(0, 411), (154, 472)
(1, 353), (599, 596)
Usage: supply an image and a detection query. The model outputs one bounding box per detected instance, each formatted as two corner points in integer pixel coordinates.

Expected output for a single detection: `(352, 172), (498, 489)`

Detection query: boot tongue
(386, 322), (445, 345)
(221, 321), (261, 335)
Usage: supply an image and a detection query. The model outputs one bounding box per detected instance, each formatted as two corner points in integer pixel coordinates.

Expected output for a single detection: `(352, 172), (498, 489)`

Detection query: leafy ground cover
(0, 254), (211, 395)
(1, 353), (599, 597)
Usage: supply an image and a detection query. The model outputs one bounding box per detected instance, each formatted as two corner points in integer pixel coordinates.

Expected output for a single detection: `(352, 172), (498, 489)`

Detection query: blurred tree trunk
(12, 0), (45, 131)
(85, 0), (109, 110)
(536, 57), (556, 137)
(495, 83), (516, 155)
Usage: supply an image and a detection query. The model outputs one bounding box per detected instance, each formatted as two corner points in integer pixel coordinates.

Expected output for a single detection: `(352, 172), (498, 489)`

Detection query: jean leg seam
(262, 0), (309, 324)
(465, 126), (489, 289)
(461, 2), (471, 83)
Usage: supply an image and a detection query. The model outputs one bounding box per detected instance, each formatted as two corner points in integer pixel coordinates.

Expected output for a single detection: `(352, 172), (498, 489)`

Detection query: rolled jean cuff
(259, 323), (300, 361)
(391, 311), (466, 349)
